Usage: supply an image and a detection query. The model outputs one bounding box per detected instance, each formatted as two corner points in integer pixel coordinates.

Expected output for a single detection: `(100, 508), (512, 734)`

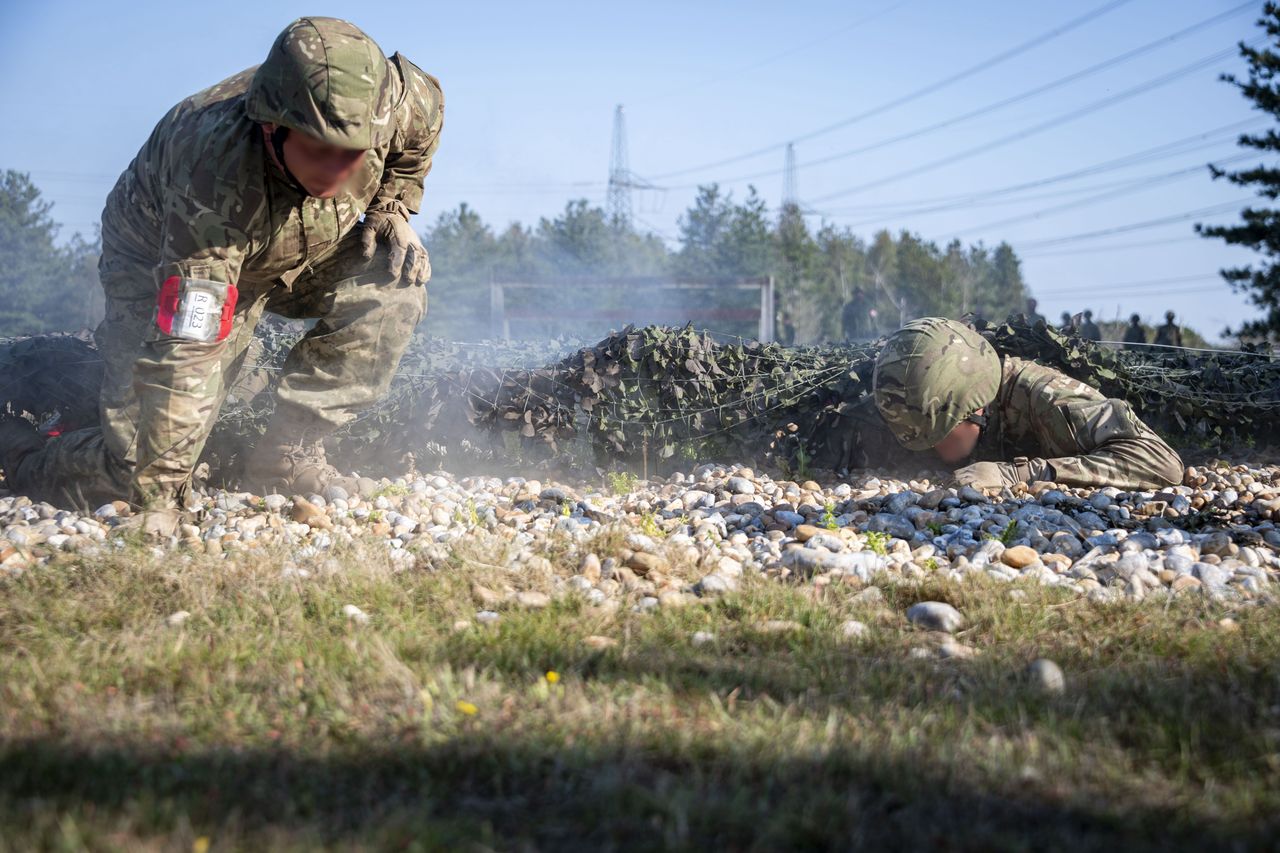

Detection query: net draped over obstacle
(1, 317), (1277, 481)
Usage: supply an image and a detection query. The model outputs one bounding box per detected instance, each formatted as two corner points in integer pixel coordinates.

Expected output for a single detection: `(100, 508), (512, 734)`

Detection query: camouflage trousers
(10, 232), (426, 510)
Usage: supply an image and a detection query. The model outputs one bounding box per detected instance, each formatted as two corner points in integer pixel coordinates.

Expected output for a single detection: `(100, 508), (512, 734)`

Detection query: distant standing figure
(1025, 297), (1046, 327)
(1154, 310), (1182, 349)
(1059, 311), (1074, 332)
(841, 288), (873, 341)
(1122, 314), (1147, 351)
(778, 309), (796, 346)
(1078, 309), (1101, 342)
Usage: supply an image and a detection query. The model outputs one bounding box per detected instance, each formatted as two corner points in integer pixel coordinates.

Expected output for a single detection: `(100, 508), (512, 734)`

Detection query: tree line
(422, 185), (1031, 342)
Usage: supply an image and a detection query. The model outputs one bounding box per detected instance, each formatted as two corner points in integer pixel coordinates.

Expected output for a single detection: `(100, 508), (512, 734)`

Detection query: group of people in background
(788, 292), (1186, 352)
(1032, 298), (1183, 351)
(1123, 310), (1184, 351)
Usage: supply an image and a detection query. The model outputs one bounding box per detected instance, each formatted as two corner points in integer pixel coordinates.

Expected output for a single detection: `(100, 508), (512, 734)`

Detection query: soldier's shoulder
(159, 68), (256, 151)
(1004, 355), (1062, 381)
(1002, 357), (1071, 402)
(389, 52), (444, 116)
(178, 66), (258, 113)
(154, 68), (260, 190)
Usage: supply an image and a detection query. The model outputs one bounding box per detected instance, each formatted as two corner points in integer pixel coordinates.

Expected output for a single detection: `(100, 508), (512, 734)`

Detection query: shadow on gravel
(0, 732), (1269, 851)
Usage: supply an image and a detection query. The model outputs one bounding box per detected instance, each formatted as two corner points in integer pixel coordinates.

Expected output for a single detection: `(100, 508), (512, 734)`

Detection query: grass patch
(0, 546), (1277, 849)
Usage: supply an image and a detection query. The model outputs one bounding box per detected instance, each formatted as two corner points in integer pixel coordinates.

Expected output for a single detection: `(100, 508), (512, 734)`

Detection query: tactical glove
(952, 461), (1018, 490)
(359, 203), (430, 287)
(952, 457), (1055, 490)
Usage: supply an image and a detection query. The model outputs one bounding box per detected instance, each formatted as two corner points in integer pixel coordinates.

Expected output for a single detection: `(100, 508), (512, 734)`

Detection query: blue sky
(0, 0), (1268, 338)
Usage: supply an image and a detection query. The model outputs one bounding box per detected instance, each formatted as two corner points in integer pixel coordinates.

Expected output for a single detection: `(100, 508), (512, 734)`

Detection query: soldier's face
(934, 418), (981, 464)
(278, 128), (368, 198)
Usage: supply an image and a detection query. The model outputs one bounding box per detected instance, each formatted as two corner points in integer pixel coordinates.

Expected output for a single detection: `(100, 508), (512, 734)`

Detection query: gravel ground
(3, 461), (1279, 616)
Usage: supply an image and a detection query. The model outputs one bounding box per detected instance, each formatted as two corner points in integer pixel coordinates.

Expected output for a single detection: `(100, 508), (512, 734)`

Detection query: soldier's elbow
(1154, 448), (1186, 488)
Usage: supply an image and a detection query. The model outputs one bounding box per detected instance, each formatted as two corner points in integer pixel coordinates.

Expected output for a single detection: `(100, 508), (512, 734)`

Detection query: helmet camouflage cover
(246, 16), (395, 150)
(873, 318), (1002, 451)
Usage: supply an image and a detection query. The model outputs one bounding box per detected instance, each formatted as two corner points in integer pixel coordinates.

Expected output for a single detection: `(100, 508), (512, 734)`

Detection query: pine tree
(0, 170), (86, 336)
(1198, 2), (1280, 341)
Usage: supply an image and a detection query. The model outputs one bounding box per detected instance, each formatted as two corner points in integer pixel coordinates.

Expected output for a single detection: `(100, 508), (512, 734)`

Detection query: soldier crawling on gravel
(0, 17), (443, 535)
(869, 318), (1185, 491)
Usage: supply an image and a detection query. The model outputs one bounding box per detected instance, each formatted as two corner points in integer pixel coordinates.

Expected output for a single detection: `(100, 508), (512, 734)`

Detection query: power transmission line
(951, 153), (1256, 236)
(1020, 235), (1211, 258)
(827, 152), (1243, 226)
(1014, 198), (1255, 250)
(1036, 273), (1222, 297)
(810, 41), (1258, 204)
(813, 119), (1262, 215)
(828, 151), (1251, 229)
(647, 0), (1137, 181)
(670, 1), (1258, 190)
(637, 0), (911, 105)
(1043, 283), (1231, 300)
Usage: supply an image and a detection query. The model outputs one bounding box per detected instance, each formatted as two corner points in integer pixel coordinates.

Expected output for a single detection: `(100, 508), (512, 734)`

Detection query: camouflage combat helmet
(873, 318), (1002, 451)
(246, 17), (394, 150)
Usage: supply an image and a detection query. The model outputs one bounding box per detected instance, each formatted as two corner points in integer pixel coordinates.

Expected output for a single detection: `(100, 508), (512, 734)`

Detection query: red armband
(157, 277), (238, 342)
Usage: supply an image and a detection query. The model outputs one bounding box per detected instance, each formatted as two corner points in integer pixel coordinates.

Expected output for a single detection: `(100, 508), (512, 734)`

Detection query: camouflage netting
(2, 317), (1277, 482)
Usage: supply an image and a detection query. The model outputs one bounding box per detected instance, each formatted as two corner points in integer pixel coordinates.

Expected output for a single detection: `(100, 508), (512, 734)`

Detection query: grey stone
(884, 491), (917, 515)
(808, 533), (845, 552)
(682, 489), (713, 508)
(840, 619), (868, 640)
(694, 573), (735, 597)
(1113, 552), (1147, 579)
(867, 513), (916, 540)
(851, 586), (886, 607)
(773, 510), (805, 528)
(516, 591), (551, 609)
(1200, 531), (1233, 557)
(540, 486), (571, 502)
(1192, 562), (1231, 590)
(906, 601), (965, 634)
(1027, 658), (1065, 694)
(918, 489), (948, 510)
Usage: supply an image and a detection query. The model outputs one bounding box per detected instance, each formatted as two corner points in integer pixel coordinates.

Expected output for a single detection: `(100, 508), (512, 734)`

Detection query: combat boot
(245, 434), (359, 496)
(0, 416), (44, 486)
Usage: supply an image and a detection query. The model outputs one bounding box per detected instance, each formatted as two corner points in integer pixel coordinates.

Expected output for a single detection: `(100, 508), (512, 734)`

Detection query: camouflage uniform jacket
(973, 356), (1183, 490)
(101, 54), (444, 296)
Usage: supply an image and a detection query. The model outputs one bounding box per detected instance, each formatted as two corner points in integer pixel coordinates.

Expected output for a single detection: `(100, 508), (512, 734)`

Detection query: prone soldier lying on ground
(816, 318), (1185, 491)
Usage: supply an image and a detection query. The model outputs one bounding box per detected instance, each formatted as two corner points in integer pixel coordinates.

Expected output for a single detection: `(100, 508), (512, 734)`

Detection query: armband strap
(157, 276), (237, 342)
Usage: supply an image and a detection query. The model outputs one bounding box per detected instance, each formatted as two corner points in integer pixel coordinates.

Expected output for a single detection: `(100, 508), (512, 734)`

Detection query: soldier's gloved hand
(952, 461), (1019, 490)
(359, 206), (430, 287)
(953, 457), (1055, 490)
